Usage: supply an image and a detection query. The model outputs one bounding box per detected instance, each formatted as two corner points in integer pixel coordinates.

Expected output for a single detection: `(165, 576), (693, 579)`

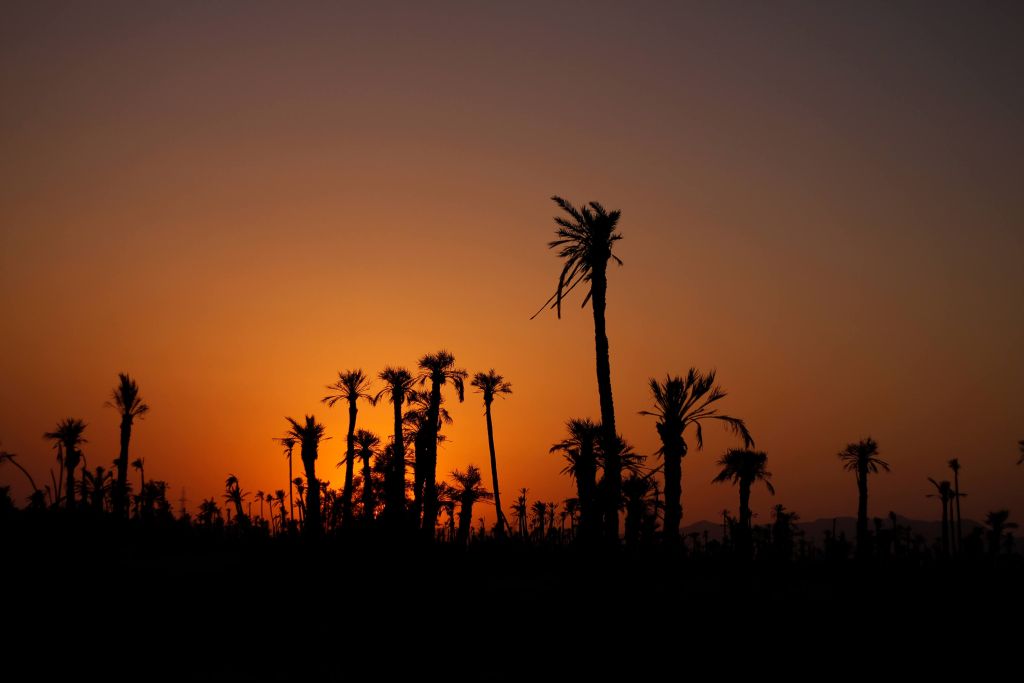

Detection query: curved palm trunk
(388, 397), (406, 526)
(113, 416), (132, 517)
(662, 452), (682, 543)
(361, 456), (374, 520)
(856, 464), (869, 557)
(341, 400), (358, 528)
(483, 399), (506, 538)
(591, 268), (619, 542)
(421, 381), (443, 537)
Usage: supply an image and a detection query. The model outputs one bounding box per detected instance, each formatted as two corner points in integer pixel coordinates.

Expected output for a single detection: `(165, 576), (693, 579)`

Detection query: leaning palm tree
(927, 478), (955, 556)
(274, 436), (297, 522)
(640, 371), (753, 543)
(471, 369), (512, 538)
(837, 437), (889, 558)
(106, 373), (149, 517)
(712, 449), (775, 534)
(224, 474), (248, 524)
(450, 465), (492, 545)
(44, 418), (87, 509)
(984, 510), (1017, 556)
(353, 429), (380, 521)
(416, 351), (467, 536)
(550, 418), (602, 542)
(947, 458), (963, 553)
(375, 367), (415, 525)
(534, 196), (624, 540)
(283, 416), (329, 536)
(322, 369), (375, 529)
(0, 449), (40, 495)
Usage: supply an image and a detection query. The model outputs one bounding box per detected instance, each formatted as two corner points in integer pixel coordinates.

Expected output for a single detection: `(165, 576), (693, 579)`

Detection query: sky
(1, 1), (1022, 526)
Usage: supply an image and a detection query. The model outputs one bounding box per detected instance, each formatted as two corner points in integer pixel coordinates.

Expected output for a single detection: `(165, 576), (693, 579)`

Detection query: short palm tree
(322, 369), (375, 528)
(449, 465), (492, 544)
(712, 449), (775, 533)
(927, 478), (955, 556)
(511, 488), (529, 538)
(471, 369), (512, 538)
(283, 416), (329, 535)
(131, 457), (145, 496)
(44, 418), (87, 509)
(375, 367), (415, 525)
(550, 418), (602, 542)
(106, 373), (148, 517)
(947, 458), (963, 553)
(224, 474), (248, 523)
(416, 351), (467, 536)
(353, 429), (380, 521)
(640, 371), (753, 543)
(535, 196), (624, 540)
(984, 510), (1018, 556)
(274, 436), (297, 522)
(837, 437), (889, 557)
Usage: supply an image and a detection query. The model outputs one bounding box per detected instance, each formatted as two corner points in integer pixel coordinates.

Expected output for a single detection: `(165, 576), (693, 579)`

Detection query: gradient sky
(2, 1), (1021, 526)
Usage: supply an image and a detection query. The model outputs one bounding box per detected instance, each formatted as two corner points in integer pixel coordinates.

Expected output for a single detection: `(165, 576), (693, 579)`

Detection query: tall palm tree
(44, 418), (87, 509)
(106, 373), (148, 517)
(353, 429), (380, 521)
(471, 369), (512, 538)
(416, 351), (467, 536)
(535, 196), (624, 540)
(449, 465), (492, 544)
(275, 436), (296, 522)
(640, 371), (754, 543)
(283, 416), (329, 536)
(837, 437), (889, 558)
(550, 418), (601, 542)
(375, 367), (415, 525)
(947, 458), (963, 553)
(984, 510), (1017, 556)
(712, 449), (775, 533)
(403, 389), (451, 525)
(322, 369), (375, 529)
(927, 478), (955, 556)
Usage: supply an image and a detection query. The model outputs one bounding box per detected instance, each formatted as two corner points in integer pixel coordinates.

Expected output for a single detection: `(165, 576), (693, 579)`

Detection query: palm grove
(1, 197), (1020, 559)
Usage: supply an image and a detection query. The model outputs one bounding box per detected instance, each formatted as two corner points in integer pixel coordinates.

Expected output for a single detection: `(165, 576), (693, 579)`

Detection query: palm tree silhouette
(353, 429), (380, 521)
(403, 388), (451, 525)
(224, 474), (248, 524)
(511, 488), (529, 538)
(531, 500), (547, 541)
(947, 458), (963, 553)
(44, 418), (87, 509)
(984, 510), (1017, 555)
(416, 351), (467, 536)
(274, 436), (297, 522)
(81, 465), (112, 512)
(640, 371), (753, 543)
(284, 416), (329, 536)
(375, 367), (415, 526)
(322, 369), (375, 529)
(712, 449), (775, 547)
(535, 196), (624, 540)
(449, 465), (492, 544)
(197, 498), (222, 527)
(106, 373), (148, 518)
(470, 369), (512, 538)
(927, 478), (956, 556)
(550, 418), (602, 542)
(622, 473), (655, 547)
(131, 457), (145, 498)
(273, 489), (287, 532)
(837, 437), (889, 558)
(0, 449), (40, 495)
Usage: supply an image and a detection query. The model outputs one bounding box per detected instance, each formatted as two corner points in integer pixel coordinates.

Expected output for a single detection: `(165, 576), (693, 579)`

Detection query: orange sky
(1, 2), (1022, 526)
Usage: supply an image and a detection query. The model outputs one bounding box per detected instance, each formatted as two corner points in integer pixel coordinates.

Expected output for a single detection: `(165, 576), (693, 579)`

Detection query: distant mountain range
(682, 514), (983, 543)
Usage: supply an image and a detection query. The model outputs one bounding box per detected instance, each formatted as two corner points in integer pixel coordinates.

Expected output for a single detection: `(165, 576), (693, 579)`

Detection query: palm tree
(274, 489), (287, 532)
(375, 367), (415, 525)
(837, 437), (889, 558)
(224, 474), (248, 524)
(403, 388), (451, 525)
(416, 351), (467, 536)
(449, 465), (492, 544)
(0, 449), (40, 495)
(640, 371), (753, 543)
(927, 478), (955, 556)
(947, 458), (963, 553)
(511, 488), (529, 538)
(471, 369), (512, 538)
(712, 449), (775, 546)
(44, 418), (87, 509)
(322, 369), (375, 529)
(984, 510), (1017, 556)
(353, 429), (380, 521)
(550, 418), (602, 542)
(106, 373), (149, 517)
(197, 498), (222, 527)
(283, 416), (329, 536)
(131, 457), (145, 497)
(535, 196), (624, 540)
(531, 501), (547, 541)
(275, 436), (296, 522)
(622, 474), (655, 547)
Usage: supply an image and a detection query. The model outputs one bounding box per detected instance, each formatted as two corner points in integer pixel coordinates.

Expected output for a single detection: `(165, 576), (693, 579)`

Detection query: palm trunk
(456, 499), (473, 545)
(65, 452), (77, 510)
(662, 451), (682, 543)
(738, 478), (752, 556)
(114, 416), (132, 517)
(421, 381), (443, 536)
(389, 396), (406, 525)
(342, 401), (357, 528)
(303, 459), (320, 536)
(856, 464), (869, 557)
(483, 399), (506, 538)
(591, 268), (619, 542)
(577, 457), (598, 543)
(952, 471), (962, 554)
(287, 449), (294, 522)
(361, 457), (374, 520)
(411, 430), (427, 525)
(940, 499), (949, 556)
